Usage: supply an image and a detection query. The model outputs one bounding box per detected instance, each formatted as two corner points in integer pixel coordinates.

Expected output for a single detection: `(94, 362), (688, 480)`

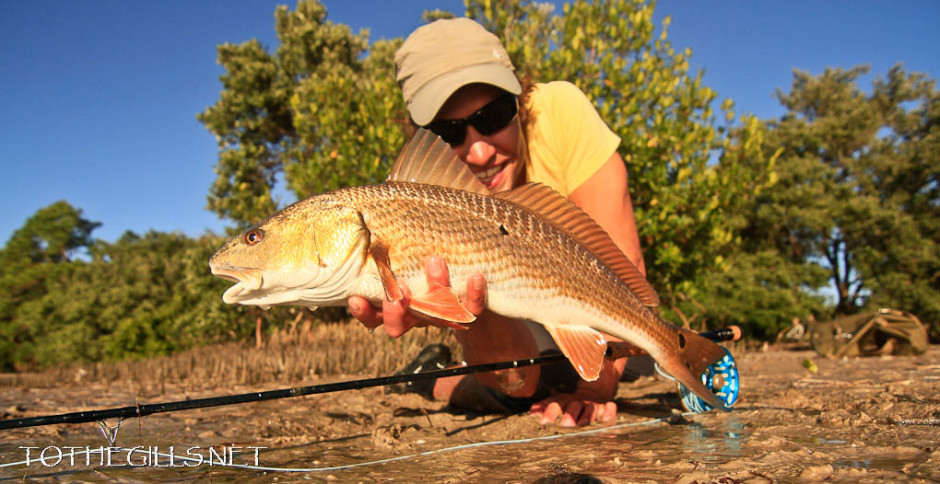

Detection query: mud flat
(1, 346), (938, 482)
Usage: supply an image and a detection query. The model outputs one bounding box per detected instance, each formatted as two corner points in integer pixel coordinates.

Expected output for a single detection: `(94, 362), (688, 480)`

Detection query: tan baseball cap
(395, 18), (522, 126)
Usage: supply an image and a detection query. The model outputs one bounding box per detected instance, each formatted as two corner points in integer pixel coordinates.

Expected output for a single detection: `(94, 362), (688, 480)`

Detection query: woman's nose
(464, 130), (496, 166)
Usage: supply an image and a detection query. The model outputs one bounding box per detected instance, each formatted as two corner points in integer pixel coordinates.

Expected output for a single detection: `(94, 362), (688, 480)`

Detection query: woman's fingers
(348, 296), (381, 329)
(463, 273), (487, 315)
(349, 255), (486, 335)
(425, 255), (451, 287)
(531, 396), (618, 427)
(380, 283), (414, 338)
(425, 255), (486, 316)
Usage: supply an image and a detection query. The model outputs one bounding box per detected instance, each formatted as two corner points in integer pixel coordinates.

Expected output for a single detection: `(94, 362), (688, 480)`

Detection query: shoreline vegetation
(2, 0), (937, 372)
(0, 321), (460, 390)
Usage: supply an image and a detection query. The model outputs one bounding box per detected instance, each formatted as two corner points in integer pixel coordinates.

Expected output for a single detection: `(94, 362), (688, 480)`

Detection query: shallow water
(2, 347), (939, 482)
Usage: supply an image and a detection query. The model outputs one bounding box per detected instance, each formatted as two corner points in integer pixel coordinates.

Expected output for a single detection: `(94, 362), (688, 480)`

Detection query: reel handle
(699, 325), (742, 342)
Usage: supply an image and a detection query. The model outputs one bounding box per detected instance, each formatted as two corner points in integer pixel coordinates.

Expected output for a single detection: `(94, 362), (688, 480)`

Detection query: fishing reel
(677, 346), (740, 413)
(654, 326), (742, 413)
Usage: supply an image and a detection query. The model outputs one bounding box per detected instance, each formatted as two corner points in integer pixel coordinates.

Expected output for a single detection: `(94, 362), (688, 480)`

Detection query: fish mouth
(210, 264), (263, 304)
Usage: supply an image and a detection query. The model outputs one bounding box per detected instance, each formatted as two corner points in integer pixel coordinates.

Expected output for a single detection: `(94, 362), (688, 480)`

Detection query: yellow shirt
(524, 81), (622, 196)
(521, 81), (622, 352)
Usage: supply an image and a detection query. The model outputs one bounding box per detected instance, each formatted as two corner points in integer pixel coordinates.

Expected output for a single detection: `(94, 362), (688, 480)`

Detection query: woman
(348, 18), (647, 427)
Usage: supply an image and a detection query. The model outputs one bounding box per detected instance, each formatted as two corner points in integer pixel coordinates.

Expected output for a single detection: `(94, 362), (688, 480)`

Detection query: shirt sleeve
(526, 81), (621, 196)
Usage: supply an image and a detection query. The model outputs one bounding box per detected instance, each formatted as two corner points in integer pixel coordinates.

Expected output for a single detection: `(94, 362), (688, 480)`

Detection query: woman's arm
(568, 151), (646, 276)
(530, 150), (647, 426)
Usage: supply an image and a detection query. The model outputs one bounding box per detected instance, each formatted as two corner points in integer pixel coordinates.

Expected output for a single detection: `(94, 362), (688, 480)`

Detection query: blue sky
(2, 1), (938, 245)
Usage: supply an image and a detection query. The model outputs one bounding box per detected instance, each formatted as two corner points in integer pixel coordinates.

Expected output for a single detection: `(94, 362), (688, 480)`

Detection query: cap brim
(408, 64), (522, 126)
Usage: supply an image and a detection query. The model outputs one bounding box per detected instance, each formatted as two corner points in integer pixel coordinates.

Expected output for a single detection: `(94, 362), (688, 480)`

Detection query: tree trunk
(255, 315), (263, 349)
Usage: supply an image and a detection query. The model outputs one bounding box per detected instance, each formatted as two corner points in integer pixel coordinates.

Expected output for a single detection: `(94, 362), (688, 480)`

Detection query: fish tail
(662, 328), (730, 411)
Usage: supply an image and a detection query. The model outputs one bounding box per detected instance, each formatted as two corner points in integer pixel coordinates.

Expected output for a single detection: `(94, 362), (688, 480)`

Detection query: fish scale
(340, 182), (662, 350)
(210, 131), (730, 411)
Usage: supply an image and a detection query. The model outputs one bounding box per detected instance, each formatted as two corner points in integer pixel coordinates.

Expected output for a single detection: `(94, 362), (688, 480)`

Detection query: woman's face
(433, 84), (524, 193)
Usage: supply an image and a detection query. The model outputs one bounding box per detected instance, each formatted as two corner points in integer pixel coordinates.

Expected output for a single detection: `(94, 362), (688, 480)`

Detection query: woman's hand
(529, 357), (625, 427)
(529, 394), (618, 427)
(347, 255), (486, 338)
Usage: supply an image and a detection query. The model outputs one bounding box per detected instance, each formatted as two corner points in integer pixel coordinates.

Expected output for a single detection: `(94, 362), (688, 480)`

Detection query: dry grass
(0, 319), (762, 394)
(2, 320), (460, 390)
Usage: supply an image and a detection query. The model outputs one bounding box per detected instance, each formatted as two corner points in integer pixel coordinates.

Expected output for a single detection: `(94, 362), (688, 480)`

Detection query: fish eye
(244, 228), (264, 246)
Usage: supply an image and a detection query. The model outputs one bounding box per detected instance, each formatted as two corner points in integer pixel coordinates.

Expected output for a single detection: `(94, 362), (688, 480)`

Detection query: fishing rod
(0, 353), (568, 431)
(0, 326), (741, 431)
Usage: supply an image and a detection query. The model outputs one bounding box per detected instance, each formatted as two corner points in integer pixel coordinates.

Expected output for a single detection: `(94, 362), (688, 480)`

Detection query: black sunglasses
(424, 93), (518, 146)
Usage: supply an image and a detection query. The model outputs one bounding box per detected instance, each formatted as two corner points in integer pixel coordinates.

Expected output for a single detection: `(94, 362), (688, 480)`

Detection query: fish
(209, 129), (730, 411)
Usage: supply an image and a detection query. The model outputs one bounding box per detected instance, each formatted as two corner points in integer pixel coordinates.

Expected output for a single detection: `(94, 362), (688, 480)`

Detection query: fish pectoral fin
(544, 325), (608, 382)
(369, 241), (403, 302)
(407, 282), (476, 325)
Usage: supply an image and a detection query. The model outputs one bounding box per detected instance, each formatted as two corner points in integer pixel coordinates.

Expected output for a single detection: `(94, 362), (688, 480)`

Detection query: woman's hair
(516, 74), (537, 139)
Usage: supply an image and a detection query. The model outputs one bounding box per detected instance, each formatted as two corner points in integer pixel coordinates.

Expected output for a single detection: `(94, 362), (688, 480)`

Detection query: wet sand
(1, 346), (938, 482)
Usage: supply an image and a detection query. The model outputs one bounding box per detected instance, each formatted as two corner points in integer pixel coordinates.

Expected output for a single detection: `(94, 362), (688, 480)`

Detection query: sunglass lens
(472, 95), (517, 136)
(424, 94), (516, 146)
(428, 122), (465, 146)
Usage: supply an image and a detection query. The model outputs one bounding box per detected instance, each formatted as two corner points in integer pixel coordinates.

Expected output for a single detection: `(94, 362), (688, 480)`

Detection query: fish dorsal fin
(387, 128), (490, 196)
(494, 183), (660, 308)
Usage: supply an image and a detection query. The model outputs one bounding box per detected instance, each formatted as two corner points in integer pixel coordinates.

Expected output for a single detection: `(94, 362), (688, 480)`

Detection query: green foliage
(10, 3), (934, 369)
(692, 251), (829, 339)
(752, 65), (939, 330)
(63, 231), (252, 362)
(199, 0), (777, 325)
(2, 200), (100, 264)
(467, 0), (777, 316)
(0, 201), (99, 369)
(198, 38), (289, 224)
(198, 0), (410, 225)
(286, 36), (409, 197)
(0, 203), (260, 370)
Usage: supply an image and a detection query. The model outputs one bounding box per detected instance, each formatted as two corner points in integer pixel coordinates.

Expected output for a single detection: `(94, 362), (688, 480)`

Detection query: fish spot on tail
(498, 224), (509, 236)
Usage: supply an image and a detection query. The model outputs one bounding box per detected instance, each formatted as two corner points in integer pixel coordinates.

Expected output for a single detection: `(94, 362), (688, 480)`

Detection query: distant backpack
(810, 309), (929, 358)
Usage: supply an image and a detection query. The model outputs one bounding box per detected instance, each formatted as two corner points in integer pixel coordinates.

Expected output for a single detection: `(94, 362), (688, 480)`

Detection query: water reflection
(602, 415), (750, 468)
(679, 416), (747, 462)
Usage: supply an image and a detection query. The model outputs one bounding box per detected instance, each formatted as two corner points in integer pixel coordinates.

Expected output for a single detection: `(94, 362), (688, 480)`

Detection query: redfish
(210, 129), (729, 410)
